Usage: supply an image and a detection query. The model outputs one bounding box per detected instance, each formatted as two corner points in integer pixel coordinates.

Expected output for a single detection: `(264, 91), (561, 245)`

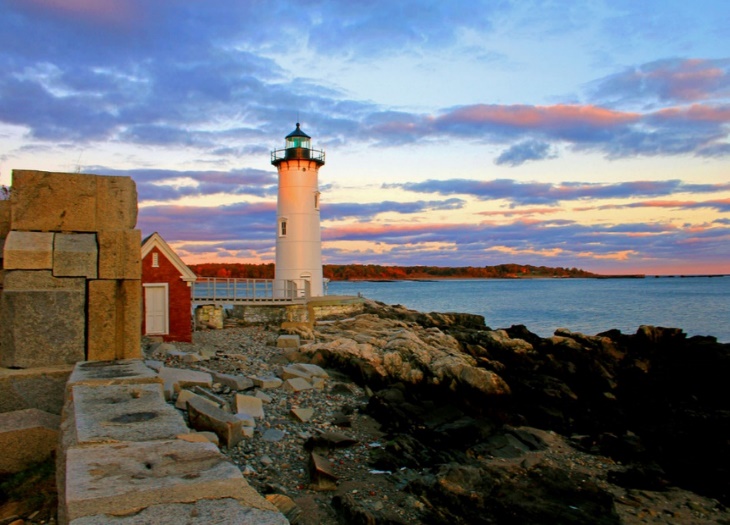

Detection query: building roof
(141, 232), (197, 282)
(285, 122), (310, 139)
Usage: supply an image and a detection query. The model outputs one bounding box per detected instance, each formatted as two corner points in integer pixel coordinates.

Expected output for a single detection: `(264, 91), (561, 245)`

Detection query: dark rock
(304, 431), (358, 451)
(409, 461), (620, 525)
(332, 493), (410, 525)
(308, 452), (337, 491)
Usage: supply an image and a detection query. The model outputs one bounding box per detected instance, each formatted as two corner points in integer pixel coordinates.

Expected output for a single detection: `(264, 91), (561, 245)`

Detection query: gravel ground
(156, 325), (424, 525)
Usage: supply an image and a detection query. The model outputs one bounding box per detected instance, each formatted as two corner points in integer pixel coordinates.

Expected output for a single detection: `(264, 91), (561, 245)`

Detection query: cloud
(495, 140), (557, 166)
(324, 198), (465, 220)
(590, 58), (730, 105)
(393, 179), (730, 206)
(93, 167), (277, 202)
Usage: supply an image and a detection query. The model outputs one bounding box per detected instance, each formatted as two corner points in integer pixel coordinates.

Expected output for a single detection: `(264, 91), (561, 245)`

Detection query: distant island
(188, 262), (626, 280)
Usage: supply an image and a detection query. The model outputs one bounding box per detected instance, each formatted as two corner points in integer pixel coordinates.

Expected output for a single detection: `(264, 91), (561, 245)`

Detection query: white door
(144, 284), (168, 335)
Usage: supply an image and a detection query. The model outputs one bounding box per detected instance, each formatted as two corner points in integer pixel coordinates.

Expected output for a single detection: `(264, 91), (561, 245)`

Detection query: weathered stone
(69, 498), (288, 525)
(191, 385), (231, 411)
(2, 231), (54, 269)
(94, 175), (139, 231)
(53, 233), (98, 278)
(211, 371), (254, 391)
(283, 377), (313, 392)
(87, 279), (142, 361)
(291, 362), (329, 378)
(281, 364), (312, 381)
(277, 334), (300, 349)
(255, 390), (273, 404)
(0, 200), (10, 238)
(235, 394), (265, 419)
(71, 383), (187, 444)
(0, 409), (60, 474)
(0, 365), (73, 415)
(144, 360), (164, 372)
(233, 413), (256, 427)
(262, 429), (286, 442)
(290, 407), (315, 422)
(195, 304), (223, 330)
(67, 359), (162, 390)
(186, 396), (248, 447)
(265, 493), (303, 525)
(305, 431), (358, 450)
(251, 375), (283, 389)
(175, 390), (218, 410)
(63, 440), (277, 522)
(308, 452), (338, 491)
(0, 271), (85, 368)
(159, 367), (212, 392)
(97, 230), (141, 279)
(10, 170), (137, 232)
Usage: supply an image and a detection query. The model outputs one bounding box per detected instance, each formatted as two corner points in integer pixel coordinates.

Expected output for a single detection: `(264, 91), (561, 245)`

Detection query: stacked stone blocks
(0, 170), (141, 368)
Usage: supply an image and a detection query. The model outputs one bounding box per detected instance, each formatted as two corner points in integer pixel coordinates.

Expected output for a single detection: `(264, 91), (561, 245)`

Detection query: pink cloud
(438, 104), (639, 130)
(22, 0), (137, 25)
(646, 59), (729, 102)
(652, 103), (730, 123)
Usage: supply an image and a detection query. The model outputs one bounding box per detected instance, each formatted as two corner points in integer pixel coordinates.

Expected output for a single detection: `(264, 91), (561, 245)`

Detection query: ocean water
(327, 277), (730, 343)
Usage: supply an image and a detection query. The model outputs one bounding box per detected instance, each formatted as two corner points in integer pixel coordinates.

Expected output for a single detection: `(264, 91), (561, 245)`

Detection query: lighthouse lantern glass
(287, 136), (310, 149)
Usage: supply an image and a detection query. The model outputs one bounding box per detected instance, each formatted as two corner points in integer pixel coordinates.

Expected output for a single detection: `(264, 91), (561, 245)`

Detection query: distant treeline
(188, 262), (600, 280)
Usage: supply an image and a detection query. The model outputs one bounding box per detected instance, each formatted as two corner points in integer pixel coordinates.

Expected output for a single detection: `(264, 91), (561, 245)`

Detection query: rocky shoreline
(153, 299), (729, 525)
(5, 298), (726, 524)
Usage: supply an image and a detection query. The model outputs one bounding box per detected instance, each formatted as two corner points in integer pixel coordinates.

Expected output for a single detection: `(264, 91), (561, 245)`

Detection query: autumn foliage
(188, 262), (599, 280)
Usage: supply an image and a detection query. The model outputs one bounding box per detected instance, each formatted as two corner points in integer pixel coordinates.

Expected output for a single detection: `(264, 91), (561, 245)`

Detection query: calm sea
(327, 277), (730, 343)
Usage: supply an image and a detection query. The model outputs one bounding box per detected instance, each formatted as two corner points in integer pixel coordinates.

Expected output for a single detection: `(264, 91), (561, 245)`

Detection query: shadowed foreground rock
(289, 300), (730, 522)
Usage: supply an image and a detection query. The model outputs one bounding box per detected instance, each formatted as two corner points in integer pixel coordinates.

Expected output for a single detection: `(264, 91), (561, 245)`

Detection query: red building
(141, 232), (197, 342)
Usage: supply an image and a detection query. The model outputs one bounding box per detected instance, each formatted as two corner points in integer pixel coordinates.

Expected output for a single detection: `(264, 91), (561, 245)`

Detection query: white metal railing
(193, 277), (310, 304)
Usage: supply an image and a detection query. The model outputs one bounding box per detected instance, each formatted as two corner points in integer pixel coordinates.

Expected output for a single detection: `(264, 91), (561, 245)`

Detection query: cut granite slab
(68, 498), (288, 525)
(67, 360), (162, 391)
(71, 383), (187, 444)
(64, 439), (278, 522)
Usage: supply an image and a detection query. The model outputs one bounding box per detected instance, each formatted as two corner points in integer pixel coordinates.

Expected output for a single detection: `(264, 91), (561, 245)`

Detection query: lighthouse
(271, 123), (326, 297)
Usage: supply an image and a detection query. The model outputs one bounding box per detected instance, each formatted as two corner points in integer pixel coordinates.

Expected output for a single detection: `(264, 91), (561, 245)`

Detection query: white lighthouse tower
(271, 123), (326, 298)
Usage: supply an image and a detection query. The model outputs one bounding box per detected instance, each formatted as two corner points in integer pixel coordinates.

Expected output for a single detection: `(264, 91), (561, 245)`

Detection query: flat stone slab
(159, 367), (212, 392)
(251, 376), (283, 389)
(0, 409), (60, 474)
(72, 384), (187, 444)
(211, 371), (254, 391)
(64, 439), (277, 522)
(283, 377), (313, 392)
(235, 394), (265, 419)
(68, 360), (162, 390)
(69, 498), (289, 525)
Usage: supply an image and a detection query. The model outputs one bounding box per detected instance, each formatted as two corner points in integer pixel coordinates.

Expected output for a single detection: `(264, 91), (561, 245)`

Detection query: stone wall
(0, 170), (141, 368)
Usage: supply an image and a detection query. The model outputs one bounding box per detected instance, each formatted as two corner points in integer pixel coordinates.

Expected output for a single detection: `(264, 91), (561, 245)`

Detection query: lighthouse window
(314, 192), (320, 210)
(280, 220), (287, 237)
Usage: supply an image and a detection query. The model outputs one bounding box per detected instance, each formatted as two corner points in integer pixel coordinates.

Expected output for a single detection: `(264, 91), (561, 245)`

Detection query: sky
(1, 0), (729, 275)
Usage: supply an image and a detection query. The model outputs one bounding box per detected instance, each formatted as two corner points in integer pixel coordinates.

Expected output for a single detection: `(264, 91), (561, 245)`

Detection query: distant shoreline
(333, 274), (729, 282)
